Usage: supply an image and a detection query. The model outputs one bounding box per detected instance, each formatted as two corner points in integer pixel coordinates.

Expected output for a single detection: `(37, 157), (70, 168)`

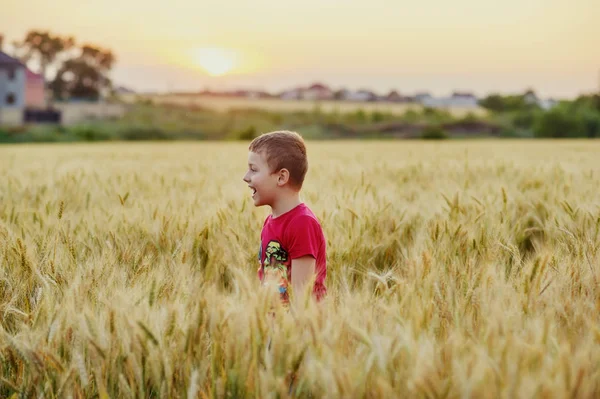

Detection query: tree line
(479, 91), (600, 138)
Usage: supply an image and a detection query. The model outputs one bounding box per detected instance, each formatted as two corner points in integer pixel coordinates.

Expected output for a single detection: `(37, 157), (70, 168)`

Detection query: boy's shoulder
(286, 204), (324, 240)
(292, 203), (319, 221)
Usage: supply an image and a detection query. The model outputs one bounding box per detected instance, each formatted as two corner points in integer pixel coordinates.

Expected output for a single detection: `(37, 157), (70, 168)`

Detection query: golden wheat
(0, 140), (599, 398)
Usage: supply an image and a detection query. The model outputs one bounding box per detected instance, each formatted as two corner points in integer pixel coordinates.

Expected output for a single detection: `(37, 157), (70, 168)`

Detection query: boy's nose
(242, 173), (250, 182)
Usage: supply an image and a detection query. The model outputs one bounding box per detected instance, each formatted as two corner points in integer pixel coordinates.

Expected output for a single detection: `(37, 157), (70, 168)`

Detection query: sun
(193, 48), (238, 76)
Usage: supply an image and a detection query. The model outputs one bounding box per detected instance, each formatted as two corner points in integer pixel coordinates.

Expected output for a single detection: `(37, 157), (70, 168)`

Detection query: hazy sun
(193, 48), (238, 76)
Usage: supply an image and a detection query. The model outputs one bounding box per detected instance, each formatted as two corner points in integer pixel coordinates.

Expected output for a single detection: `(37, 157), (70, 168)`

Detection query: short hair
(249, 130), (308, 189)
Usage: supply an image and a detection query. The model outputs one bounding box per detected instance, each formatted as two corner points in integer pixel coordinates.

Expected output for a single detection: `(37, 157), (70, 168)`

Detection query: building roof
(0, 51), (24, 67)
(452, 91), (476, 98)
(308, 83), (330, 91)
(414, 92), (432, 98)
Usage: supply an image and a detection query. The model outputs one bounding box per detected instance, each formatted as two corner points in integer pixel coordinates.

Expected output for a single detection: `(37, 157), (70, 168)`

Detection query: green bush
(371, 111), (386, 123)
(351, 109), (368, 123)
(421, 107), (453, 123)
(0, 126), (66, 143)
(71, 125), (115, 141)
(120, 127), (171, 141)
(479, 93), (535, 113)
(0, 129), (13, 143)
(499, 128), (532, 138)
(234, 125), (257, 141)
(578, 108), (600, 138)
(534, 108), (585, 138)
(401, 109), (420, 123)
(421, 125), (448, 140)
(459, 112), (479, 124)
(512, 109), (540, 130)
(270, 113), (283, 125)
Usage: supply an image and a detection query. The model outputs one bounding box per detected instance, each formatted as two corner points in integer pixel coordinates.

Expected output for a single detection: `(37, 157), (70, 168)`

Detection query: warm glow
(4, 0), (597, 96)
(193, 48), (238, 76)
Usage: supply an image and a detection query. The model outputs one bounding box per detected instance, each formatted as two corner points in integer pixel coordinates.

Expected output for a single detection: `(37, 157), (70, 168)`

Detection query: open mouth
(249, 186), (257, 197)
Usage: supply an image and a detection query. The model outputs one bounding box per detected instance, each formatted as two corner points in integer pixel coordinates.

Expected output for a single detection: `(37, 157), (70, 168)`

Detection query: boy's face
(243, 151), (279, 207)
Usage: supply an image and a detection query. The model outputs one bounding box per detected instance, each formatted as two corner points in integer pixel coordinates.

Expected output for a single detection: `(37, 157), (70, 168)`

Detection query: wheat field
(1, 140), (599, 398)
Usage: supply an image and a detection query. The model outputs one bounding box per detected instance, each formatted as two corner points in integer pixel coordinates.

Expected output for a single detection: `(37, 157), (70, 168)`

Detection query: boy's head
(243, 130), (308, 207)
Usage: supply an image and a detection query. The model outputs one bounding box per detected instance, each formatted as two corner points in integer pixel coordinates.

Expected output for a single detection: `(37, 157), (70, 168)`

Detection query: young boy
(242, 130), (327, 307)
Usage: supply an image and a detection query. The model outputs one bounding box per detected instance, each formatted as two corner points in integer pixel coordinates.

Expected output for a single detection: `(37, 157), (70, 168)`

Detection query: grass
(1, 140), (599, 397)
(122, 94), (487, 118)
(2, 103), (491, 143)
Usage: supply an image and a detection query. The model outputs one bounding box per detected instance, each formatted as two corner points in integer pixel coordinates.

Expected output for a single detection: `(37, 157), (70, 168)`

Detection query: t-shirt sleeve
(286, 215), (323, 260)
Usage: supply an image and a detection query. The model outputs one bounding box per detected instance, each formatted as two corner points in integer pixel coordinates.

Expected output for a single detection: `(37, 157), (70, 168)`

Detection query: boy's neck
(270, 192), (302, 219)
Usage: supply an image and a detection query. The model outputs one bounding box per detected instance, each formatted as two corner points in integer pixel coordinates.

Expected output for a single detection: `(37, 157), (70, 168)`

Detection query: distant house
(114, 86), (136, 95)
(25, 69), (46, 108)
(333, 88), (349, 100)
(0, 53), (25, 103)
(279, 83), (334, 101)
(280, 87), (304, 100)
(538, 98), (558, 110)
(523, 89), (538, 105)
(303, 83), (334, 100)
(342, 89), (378, 102)
(420, 91), (479, 109)
(522, 89), (557, 110)
(385, 90), (403, 102)
(230, 89), (249, 98)
(239, 90), (272, 99)
(414, 92), (433, 103)
(0, 51), (48, 125)
(449, 91), (478, 107)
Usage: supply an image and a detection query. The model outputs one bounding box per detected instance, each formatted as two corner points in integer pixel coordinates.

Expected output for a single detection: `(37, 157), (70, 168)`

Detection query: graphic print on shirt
(262, 240), (290, 304)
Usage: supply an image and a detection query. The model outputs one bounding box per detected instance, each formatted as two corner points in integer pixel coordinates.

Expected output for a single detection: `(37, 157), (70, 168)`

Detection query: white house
(385, 90), (404, 102)
(0, 51), (27, 125)
(523, 90), (557, 110)
(420, 91), (479, 109)
(302, 83), (334, 100)
(0, 51), (47, 125)
(341, 89), (378, 102)
(280, 87), (304, 100)
(414, 92), (433, 103)
(448, 92), (479, 107)
(280, 83), (334, 101)
(538, 98), (558, 110)
(523, 90), (538, 105)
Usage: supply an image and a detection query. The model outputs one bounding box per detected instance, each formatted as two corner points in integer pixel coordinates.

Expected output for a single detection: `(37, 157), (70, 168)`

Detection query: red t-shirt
(257, 203), (327, 302)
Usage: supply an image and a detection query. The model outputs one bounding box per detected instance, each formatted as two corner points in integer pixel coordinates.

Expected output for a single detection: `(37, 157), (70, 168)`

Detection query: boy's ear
(276, 168), (290, 186)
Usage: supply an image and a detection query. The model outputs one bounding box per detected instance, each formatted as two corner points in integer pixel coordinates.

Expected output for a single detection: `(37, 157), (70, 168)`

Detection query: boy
(242, 130), (327, 307)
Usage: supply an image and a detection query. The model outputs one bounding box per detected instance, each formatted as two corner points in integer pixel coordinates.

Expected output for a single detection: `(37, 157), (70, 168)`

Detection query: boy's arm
(291, 255), (316, 304)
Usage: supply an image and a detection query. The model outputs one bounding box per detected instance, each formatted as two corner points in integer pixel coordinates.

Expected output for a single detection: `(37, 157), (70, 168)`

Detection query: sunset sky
(2, 0), (599, 98)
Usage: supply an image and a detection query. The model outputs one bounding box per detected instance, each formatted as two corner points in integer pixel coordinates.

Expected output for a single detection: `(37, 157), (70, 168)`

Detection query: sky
(2, 0), (599, 98)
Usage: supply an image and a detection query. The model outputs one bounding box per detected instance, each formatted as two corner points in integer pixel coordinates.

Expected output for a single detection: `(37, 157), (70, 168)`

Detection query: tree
(479, 93), (536, 113)
(534, 107), (585, 138)
(421, 125), (448, 140)
(11, 30), (115, 101)
(478, 94), (506, 112)
(573, 94), (600, 113)
(12, 30), (75, 81)
(51, 45), (115, 100)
